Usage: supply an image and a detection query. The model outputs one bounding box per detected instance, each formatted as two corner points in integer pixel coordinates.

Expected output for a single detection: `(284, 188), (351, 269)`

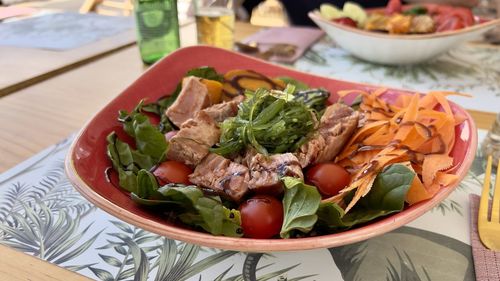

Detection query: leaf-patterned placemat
(0, 130), (491, 281)
(294, 40), (500, 114)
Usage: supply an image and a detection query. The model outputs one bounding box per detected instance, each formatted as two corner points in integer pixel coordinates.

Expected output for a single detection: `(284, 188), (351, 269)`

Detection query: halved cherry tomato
(240, 195), (283, 239)
(306, 163), (350, 197)
(153, 160), (192, 185)
(386, 0), (402, 15)
(332, 17), (358, 28)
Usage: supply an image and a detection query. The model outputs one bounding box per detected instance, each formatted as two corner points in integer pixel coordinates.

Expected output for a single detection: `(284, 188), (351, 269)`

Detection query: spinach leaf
(280, 177), (321, 238)
(276, 76), (310, 92)
(182, 196), (242, 237)
(136, 169), (159, 199)
(142, 91), (179, 134)
(132, 182), (243, 237)
(132, 114), (167, 163)
(403, 6), (427, 15)
(317, 164), (415, 231)
(107, 132), (155, 192)
(186, 66), (224, 82)
(117, 105), (168, 164)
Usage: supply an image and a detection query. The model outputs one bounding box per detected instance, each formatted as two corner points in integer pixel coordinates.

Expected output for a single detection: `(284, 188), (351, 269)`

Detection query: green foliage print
(0, 159), (98, 270)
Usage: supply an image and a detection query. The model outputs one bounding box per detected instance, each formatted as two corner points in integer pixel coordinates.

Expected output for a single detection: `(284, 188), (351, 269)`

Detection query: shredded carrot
(327, 89), (466, 212)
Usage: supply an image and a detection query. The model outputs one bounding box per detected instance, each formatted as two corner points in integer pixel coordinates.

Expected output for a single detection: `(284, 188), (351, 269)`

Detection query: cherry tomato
(240, 195), (283, 239)
(333, 17), (357, 28)
(306, 163), (351, 197)
(143, 112), (161, 126)
(153, 161), (193, 185)
(386, 0), (402, 15)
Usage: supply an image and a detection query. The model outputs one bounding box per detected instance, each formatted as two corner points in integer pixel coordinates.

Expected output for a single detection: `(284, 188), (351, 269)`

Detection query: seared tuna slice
(189, 153), (249, 202)
(166, 111), (220, 167)
(296, 103), (359, 167)
(198, 95), (243, 122)
(247, 153), (303, 194)
(166, 76), (210, 127)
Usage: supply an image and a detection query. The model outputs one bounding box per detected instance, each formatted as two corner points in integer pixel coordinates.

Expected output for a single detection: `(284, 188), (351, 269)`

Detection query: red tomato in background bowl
(333, 17), (358, 28)
(425, 3), (475, 31)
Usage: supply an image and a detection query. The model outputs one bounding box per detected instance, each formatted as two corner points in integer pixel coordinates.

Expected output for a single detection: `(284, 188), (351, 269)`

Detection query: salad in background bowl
(308, 1), (500, 65)
(65, 46), (477, 252)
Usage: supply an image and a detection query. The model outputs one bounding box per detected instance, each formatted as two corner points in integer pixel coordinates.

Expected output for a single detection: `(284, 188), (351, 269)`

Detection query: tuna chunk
(198, 95), (243, 122)
(189, 153), (249, 202)
(166, 111), (220, 167)
(296, 103), (359, 167)
(247, 153), (303, 194)
(166, 77), (210, 127)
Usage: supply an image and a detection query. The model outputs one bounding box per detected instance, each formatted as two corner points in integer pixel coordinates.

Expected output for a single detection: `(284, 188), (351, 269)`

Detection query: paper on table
(241, 26), (324, 63)
(0, 12), (134, 51)
(0, 6), (37, 20)
(469, 194), (500, 281)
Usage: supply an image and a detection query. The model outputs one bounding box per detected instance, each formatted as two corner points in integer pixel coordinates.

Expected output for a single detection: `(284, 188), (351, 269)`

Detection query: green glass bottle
(133, 0), (180, 65)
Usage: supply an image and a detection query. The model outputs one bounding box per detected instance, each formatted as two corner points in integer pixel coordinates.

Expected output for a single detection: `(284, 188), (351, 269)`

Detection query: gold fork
(478, 155), (500, 251)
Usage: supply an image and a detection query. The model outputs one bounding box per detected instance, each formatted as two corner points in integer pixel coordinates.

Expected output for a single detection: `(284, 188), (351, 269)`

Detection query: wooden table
(0, 14), (498, 280)
(0, 13), (136, 97)
(0, 19), (261, 280)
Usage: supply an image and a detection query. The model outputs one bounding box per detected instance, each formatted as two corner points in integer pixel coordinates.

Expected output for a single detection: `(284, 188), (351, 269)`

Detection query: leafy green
(186, 66), (224, 82)
(276, 76), (310, 92)
(136, 169), (159, 199)
(293, 89), (330, 114)
(349, 94), (363, 110)
(403, 6), (427, 15)
(117, 103), (168, 163)
(316, 164), (415, 231)
(142, 92), (179, 133)
(107, 133), (154, 192)
(280, 177), (321, 238)
(212, 88), (317, 156)
(131, 179), (243, 237)
(132, 114), (167, 163)
(179, 196), (242, 237)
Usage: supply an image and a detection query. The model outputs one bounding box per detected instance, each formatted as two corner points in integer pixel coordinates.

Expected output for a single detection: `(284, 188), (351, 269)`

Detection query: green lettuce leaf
(132, 181), (243, 237)
(317, 164), (415, 231)
(106, 132), (155, 193)
(142, 92), (179, 133)
(276, 76), (310, 92)
(118, 104), (168, 164)
(280, 177), (321, 238)
(186, 66), (224, 82)
(132, 114), (167, 163)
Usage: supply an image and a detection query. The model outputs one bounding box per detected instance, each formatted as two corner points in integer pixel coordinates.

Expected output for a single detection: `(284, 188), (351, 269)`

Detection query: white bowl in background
(308, 10), (500, 65)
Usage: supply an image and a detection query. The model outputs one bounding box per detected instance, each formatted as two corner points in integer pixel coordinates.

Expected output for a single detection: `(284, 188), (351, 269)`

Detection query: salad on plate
(106, 66), (464, 239)
(319, 0), (477, 34)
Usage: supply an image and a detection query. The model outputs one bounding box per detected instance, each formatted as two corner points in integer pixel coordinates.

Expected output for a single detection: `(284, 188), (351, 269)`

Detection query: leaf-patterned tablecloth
(1, 40), (499, 281)
(0, 135), (491, 281)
